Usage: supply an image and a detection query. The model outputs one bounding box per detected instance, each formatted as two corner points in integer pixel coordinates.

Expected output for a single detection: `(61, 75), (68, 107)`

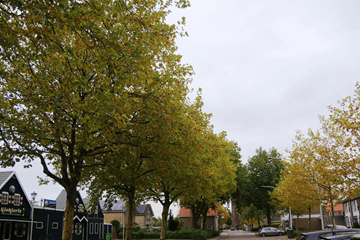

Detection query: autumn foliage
(0, 0), (237, 239)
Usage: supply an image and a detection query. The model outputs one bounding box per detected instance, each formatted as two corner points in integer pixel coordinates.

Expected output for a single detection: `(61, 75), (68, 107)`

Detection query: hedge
(127, 228), (220, 240)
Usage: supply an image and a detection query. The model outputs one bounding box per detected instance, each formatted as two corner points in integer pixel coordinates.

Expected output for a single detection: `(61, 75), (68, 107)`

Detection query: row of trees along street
(231, 84), (360, 232)
(0, 1), (239, 240)
(271, 83), (360, 231)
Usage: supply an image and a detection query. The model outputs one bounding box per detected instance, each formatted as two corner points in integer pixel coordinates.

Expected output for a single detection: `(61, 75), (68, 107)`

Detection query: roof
(0, 171), (31, 206)
(326, 204), (344, 212)
(100, 201), (153, 216)
(178, 207), (218, 217)
(136, 204), (154, 216)
(56, 190), (67, 210)
(0, 171), (15, 189)
(55, 190), (85, 210)
(100, 200), (126, 212)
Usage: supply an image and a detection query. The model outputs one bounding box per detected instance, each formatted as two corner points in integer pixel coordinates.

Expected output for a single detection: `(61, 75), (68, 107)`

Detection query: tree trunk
(201, 206), (209, 230)
(331, 200), (336, 229)
(160, 202), (170, 240)
(296, 215), (299, 231)
(125, 188), (136, 240)
(267, 210), (271, 227)
(329, 186), (336, 229)
(62, 185), (77, 240)
(191, 205), (201, 228)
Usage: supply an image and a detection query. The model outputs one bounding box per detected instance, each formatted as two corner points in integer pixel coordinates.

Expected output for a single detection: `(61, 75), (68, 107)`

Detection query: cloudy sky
(6, 0), (360, 218)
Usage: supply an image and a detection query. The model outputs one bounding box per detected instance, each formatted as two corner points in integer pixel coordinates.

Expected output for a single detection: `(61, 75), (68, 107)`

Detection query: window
(95, 223), (99, 234)
(89, 223), (94, 234)
(52, 222), (58, 229)
(352, 201), (357, 211)
(13, 194), (21, 206)
(207, 226), (212, 229)
(185, 226), (189, 229)
(1, 192), (9, 205)
(36, 222), (43, 229)
(75, 223), (82, 235)
(14, 223), (24, 237)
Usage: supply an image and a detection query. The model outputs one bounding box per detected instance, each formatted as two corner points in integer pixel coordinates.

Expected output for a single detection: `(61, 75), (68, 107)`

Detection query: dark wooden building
(0, 171), (112, 240)
(0, 171), (32, 240)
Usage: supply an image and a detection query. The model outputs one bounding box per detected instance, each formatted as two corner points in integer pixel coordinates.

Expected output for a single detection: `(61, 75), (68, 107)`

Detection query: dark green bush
(143, 231), (161, 239)
(251, 227), (260, 232)
(167, 228), (219, 240)
(121, 227), (220, 240)
(354, 221), (360, 228)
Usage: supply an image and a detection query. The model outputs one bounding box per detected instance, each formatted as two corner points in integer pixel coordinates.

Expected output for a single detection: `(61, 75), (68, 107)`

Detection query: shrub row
(129, 228), (220, 240)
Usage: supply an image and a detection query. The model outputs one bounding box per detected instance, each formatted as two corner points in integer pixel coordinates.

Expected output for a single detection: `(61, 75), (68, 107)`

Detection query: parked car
(319, 234), (353, 240)
(351, 234), (360, 240)
(325, 225), (349, 230)
(296, 230), (360, 240)
(259, 227), (286, 237)
(230, 227), (235, 231)
(319, 232), (360, 240)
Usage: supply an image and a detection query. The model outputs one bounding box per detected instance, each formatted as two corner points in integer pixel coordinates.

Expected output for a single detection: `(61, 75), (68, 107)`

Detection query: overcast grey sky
(6, 0), (360, 218)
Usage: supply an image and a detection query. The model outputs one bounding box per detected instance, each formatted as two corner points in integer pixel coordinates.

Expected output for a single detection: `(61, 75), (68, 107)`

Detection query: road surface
(213, 230), (290, 240)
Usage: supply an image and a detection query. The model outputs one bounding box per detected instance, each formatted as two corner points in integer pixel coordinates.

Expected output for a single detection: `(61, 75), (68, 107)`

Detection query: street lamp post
(265, 157), (292, 229)
(30, 191), (37, 240)
(122, 212), (125, 240)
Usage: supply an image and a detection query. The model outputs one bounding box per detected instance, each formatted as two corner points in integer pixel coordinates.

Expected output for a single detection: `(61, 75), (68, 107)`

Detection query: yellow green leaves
(0, 0), (193, 239)
(275, 83), (360, 225)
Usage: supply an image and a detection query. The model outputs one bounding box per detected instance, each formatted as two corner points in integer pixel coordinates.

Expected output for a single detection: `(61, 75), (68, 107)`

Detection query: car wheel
(261, 233), (266, 237)
(278, 232), (283, 236)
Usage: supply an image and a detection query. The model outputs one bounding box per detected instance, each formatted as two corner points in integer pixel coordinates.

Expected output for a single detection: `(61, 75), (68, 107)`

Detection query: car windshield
(296, 234), (307, 240)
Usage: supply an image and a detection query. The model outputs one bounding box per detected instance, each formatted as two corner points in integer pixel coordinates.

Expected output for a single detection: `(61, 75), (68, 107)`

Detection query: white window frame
(89, 223), (94, 234)
(13, 193), (21, 206)
(95, 223), (99, 234)
(36, 222), (43, 229)
(52, 222), (58, 229)
(75, 223), (82, 235)
(1, 192), (9, 205)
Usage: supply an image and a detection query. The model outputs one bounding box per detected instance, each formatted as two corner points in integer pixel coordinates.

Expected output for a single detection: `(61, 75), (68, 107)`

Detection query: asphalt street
(213, 230), (290, 240)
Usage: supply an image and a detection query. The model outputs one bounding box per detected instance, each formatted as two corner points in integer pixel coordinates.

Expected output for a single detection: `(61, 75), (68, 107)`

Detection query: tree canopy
(274, 83), (360, 230)
(232, 147), (284, 227)
(0, 0), (192, 239)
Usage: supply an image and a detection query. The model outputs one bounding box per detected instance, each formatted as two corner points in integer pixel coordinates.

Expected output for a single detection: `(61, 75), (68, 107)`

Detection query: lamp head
(31, 191), (37, 201)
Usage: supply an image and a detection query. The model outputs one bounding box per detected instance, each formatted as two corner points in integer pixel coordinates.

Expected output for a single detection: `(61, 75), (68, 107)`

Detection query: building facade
(101, 201), (154, 229)
(0, 171), (112, 240)
(343, 196), (360, 227)
(0, 171), (32, 240)
(178, 207), (219, 230)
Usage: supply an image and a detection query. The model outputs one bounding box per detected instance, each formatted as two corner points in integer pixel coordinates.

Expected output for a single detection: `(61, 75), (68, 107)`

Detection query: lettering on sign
(0, 207), (25, 216)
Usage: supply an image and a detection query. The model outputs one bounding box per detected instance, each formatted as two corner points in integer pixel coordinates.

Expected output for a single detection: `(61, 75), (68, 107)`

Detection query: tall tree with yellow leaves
(272, 162), (321, 231)
(323, 83), (360, 196)
(286, 129), (345, 229)
(0, 0), (192, 239)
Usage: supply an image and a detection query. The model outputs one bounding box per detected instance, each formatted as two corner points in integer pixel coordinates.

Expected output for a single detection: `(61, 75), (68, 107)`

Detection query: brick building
(178, 207), (219, 230)
(101, 201), (154, 229)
